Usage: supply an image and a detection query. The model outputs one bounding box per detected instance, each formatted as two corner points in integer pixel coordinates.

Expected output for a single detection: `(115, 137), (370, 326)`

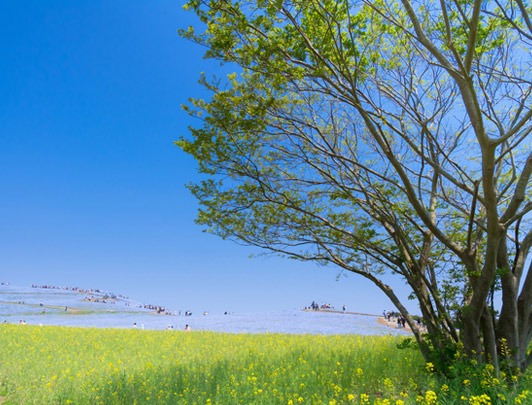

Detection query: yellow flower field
(0, 324), (531, 404)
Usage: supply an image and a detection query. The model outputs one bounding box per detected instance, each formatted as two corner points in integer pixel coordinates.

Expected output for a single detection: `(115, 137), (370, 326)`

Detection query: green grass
(0, 324), (530, 404)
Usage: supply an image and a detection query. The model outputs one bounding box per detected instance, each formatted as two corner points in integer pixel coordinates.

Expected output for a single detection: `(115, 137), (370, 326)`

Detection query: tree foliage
(178, 0), (532, 372)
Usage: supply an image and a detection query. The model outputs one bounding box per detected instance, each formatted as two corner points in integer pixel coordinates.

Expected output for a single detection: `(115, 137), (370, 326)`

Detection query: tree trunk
(498, 272), (519, 369)
(462, 311), (483, 363)
(481, 304), (499, 374)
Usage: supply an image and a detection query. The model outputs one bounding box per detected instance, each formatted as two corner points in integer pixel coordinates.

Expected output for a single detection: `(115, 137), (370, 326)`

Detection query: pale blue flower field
(0, 284), (408, 336)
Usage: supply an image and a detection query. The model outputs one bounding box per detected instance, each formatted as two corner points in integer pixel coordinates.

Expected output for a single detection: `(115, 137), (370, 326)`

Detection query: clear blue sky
(0, 0), (418, 315)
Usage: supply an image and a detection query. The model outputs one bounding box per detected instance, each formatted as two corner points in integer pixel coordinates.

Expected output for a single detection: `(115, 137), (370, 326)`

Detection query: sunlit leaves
(178, 0), (532, 370)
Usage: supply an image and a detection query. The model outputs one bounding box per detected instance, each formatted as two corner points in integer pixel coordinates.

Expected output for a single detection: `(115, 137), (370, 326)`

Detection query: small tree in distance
(177, 0), (532, 372)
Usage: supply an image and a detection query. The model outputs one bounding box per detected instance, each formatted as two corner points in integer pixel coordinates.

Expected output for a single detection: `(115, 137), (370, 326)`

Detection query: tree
(178, 0), (532, 372)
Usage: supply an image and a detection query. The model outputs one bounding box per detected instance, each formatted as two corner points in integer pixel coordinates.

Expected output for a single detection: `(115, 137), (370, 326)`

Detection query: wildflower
(360, 393), (371, 404)
(425, 391), (437, 405)
(518, 390), (530, 400)
(500, 338), (508, 356)
(468, 394), (491, 404)
(425, 362), (435, 374)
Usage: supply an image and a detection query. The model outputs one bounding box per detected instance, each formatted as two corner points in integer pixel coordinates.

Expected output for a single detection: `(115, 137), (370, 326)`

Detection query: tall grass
(0, 324), (531, 404)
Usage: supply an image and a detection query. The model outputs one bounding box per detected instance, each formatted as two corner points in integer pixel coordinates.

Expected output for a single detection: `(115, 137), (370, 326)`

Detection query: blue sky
(0, 0), (418, 315)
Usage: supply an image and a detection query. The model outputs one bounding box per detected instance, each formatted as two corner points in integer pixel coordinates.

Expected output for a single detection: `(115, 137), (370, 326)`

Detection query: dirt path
(302, 308), (418, 334)
(302, 308), (380, 317)
(377, 316), (414, 333)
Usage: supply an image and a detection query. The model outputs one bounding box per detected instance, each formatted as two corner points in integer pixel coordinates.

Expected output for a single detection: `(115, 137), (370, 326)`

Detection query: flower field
(0, 324), (531, 404)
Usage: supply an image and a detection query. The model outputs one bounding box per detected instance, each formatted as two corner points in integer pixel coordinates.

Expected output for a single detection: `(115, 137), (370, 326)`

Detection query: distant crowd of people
(308, 301), (333, 311)
(383, 310), (423, 329)
(383, 310), (397, 321)
(397, 315), (406, 328)
(143, 304), (172, 315)
(30, 284), (176, 316)
(384, 310), (407, 327)
(84, 296), (116, 304)
(31, 284), (129, 301)
(11, 283), (233, 324)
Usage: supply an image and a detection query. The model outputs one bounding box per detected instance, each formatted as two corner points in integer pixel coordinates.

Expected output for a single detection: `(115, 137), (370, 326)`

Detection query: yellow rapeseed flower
(468, 394), (491, 405)
(425, 391), (437, 404)
(360, 393), (371, 404)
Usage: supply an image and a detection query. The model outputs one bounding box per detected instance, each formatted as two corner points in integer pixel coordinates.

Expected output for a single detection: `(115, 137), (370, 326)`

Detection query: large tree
(178, 0), (532, 371)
